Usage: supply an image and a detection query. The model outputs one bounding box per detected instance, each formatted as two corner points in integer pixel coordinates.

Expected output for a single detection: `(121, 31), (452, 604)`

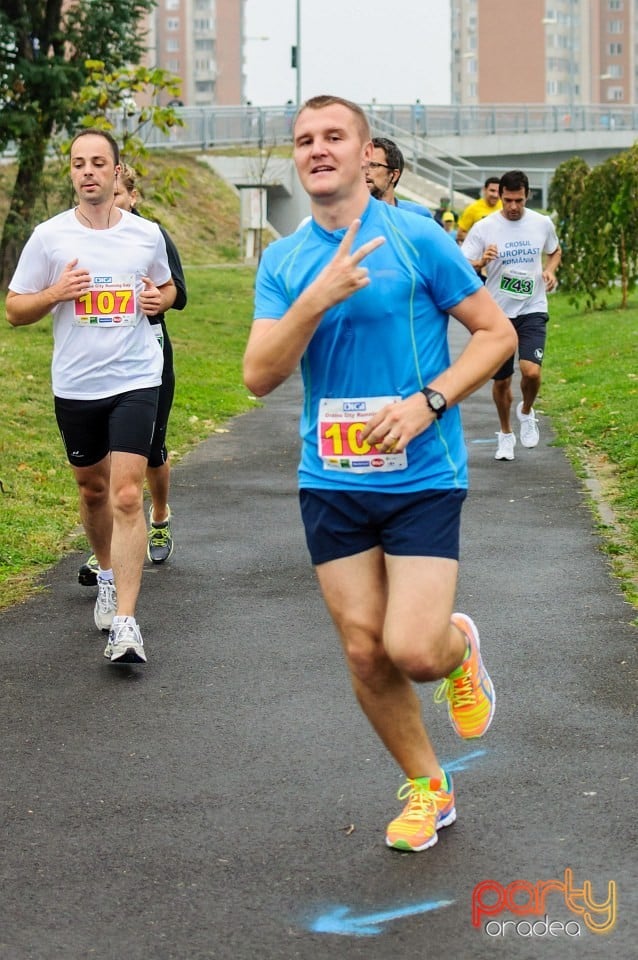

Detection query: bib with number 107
(73, 274), (138, 327)
(318, 396), (407, 473)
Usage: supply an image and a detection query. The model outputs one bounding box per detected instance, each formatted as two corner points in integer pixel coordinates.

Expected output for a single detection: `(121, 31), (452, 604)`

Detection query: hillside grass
(0, 151), (245, 267)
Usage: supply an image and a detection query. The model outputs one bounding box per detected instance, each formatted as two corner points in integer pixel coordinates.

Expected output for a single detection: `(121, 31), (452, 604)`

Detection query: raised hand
(310, 219), (385, 312)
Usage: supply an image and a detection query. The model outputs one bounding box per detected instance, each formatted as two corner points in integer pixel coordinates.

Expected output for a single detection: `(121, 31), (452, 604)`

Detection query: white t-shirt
(9, 209), (172, 399)
(461, 208), (559, 318)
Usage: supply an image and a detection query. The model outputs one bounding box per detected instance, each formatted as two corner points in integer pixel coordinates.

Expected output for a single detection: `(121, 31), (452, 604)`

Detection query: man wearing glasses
(366, 137), (433, 218)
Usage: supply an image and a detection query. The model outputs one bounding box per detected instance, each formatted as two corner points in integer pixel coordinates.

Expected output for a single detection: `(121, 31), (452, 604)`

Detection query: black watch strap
(421, 386), (447, 419)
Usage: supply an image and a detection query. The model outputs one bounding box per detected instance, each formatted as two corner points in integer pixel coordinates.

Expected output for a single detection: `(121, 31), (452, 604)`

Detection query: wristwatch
(421, 386), (447, 419)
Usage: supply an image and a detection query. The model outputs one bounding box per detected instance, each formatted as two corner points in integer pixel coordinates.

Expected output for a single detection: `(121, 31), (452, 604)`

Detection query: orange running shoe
(434, 613), (495, 739)
(385, 773), (456, 852)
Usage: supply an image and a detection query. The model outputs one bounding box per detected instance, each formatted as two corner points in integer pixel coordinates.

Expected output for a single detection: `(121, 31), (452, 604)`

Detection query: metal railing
(4, 102), (629, 206)
(108, 102), (638, 152)
(365, 102), (638, 136)
(5, 102), (635, 157)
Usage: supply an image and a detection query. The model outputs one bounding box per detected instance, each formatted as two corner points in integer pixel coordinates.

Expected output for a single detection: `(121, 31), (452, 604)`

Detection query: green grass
(542, 294), (638, 608)
(0, 267), (259, 607)
(1, 281), (637, 614)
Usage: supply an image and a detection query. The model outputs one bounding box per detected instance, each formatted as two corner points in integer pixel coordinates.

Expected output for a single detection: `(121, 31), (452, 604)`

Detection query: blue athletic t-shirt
(395, 198), (433, 218)
(254, 197), (481, 492)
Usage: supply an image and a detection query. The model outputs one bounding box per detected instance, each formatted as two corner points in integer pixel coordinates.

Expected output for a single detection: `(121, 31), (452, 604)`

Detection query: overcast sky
(243, 0), (452, 107)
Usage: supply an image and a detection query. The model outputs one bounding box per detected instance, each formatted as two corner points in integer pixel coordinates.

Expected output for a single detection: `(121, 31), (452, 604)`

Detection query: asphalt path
(1, 325), (636, 960)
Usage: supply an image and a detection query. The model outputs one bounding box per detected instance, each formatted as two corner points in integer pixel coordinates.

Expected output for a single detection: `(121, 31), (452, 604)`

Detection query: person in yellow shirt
(456, 177), (502, 243)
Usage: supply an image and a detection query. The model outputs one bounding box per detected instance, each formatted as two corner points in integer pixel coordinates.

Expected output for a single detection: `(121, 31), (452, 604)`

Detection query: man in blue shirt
(244, 95), (515, 852)
(366, 136), (433, 217)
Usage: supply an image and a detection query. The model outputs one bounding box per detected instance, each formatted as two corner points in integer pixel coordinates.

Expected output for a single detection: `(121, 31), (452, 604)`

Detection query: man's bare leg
(315, 548), (465, 779)
(73, 456), (112, 570)
(492, 376), (513, 434)
(146, 460), (171, 524)
(109, 451), (148, 617)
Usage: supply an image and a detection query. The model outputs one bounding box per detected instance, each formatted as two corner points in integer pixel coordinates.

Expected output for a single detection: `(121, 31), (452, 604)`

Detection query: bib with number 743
(498, 268), (536, 300)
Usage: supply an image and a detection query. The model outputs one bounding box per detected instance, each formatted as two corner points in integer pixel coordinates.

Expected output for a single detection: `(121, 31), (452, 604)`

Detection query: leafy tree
(0, 0), (155, 286)
(547, 156), (589, 295)
(73, 59), (184, 199)
(549, 147), (638, 308)
(609, 144), (638, 307)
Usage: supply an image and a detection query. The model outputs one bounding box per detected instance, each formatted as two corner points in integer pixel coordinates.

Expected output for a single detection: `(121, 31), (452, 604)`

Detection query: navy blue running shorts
(54, 387), (159, 468)
(299, 488), (467, 566)
(493, 311), (548, 381)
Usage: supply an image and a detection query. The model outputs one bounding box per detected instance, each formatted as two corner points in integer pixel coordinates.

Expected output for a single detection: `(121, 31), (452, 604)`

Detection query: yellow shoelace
(434, 672), (475, 708)
(148, 526), (171, 545)
(396, 780), (438, 819)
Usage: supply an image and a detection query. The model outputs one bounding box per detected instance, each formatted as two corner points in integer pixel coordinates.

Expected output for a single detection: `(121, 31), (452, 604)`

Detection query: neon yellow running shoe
(386, 773), (456, 852)
(78, 553), (99, 587)
(434, 612), (495, 739)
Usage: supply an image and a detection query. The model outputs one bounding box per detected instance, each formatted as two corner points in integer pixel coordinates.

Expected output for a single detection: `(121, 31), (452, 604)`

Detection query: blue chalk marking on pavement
(444, 748), (487, 773)
(470, 438), (498, 444)
(302, 749), (482, 937)
(309, 898), (454, 936)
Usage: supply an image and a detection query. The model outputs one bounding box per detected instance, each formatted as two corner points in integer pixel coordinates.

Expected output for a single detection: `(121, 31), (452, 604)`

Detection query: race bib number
(499, 269), (536, 300)
(318, 396), (407, 474)
(73, 274), (138, 327)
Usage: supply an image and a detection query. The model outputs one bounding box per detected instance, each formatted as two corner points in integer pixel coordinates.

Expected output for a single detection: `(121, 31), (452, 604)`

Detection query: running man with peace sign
(244, 95), (516, 853)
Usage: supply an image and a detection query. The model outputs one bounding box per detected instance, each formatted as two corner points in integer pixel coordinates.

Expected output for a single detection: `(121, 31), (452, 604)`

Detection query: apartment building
(146, 0), (246, 106)
(451, 0), (636, 107)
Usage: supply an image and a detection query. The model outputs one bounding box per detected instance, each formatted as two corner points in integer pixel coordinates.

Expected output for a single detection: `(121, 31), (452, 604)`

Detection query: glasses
(367, 161), (392, 171)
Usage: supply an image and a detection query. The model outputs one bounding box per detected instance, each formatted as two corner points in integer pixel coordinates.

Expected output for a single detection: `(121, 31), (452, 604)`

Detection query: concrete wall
(199, 155), (311, 239)
(429, 129), (638, 168)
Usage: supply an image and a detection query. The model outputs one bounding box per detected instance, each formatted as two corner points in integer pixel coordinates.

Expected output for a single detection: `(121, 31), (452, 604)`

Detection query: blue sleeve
(416, 219), (482, 312)
(253, 244), (292, 320)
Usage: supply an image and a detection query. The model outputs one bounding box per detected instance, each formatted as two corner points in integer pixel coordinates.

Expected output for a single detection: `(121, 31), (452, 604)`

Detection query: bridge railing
(4, 102), (634, 158)
(356, 102), (638, 136)
(108, 102), (610, 208)
(107, 102), (638, 152)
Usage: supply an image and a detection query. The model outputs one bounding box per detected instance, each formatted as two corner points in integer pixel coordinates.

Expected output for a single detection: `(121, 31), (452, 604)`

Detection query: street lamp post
(568, 1), (576, 126)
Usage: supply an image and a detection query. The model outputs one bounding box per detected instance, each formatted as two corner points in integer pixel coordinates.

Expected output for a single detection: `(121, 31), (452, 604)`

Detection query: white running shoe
(104, 617), (147, 664)
(494, 431), (516, 461)
(516, 402), (540, 448)
(94, 579), (117, 631)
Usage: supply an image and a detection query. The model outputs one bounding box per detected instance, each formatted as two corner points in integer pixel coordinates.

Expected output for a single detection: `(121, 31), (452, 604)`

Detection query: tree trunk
(0, 132), (49, 289)
(619, 229), (628, 309)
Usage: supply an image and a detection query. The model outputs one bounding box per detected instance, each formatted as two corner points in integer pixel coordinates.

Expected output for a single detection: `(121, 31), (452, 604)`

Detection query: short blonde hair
(294, 95), (371, 143)
(117, 162), (138, 195)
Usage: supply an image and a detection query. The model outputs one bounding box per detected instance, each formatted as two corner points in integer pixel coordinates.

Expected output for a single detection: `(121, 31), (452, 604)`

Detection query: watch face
(423, 388), (446, 417)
